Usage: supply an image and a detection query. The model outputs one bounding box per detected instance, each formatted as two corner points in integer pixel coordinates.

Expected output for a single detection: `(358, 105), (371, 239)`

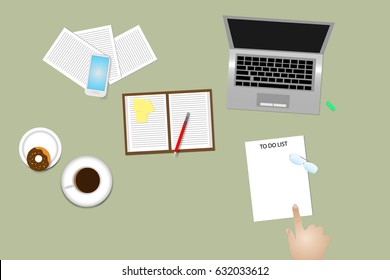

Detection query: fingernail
(286, 228), (289, 234)
(293, 204), (298, 209)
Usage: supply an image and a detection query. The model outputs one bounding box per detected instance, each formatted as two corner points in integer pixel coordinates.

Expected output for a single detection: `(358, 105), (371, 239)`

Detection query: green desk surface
(2, 0), (389, 259)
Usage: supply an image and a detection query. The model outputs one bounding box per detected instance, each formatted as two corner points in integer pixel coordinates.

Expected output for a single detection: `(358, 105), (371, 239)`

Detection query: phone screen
(87, 55), (110, 91)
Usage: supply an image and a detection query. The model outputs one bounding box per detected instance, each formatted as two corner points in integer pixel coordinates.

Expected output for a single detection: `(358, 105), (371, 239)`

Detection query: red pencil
(174, 112), (190, 156)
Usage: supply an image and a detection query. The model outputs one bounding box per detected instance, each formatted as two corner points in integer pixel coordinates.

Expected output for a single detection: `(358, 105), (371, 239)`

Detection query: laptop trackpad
(257, 93), (290, 109)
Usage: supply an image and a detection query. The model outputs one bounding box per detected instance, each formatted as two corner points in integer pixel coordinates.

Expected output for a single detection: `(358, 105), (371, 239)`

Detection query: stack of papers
(43, 25), (157, 87)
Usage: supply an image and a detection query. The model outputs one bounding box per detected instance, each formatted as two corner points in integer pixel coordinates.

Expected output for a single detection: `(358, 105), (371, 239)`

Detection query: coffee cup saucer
(61, 156), (112, 207)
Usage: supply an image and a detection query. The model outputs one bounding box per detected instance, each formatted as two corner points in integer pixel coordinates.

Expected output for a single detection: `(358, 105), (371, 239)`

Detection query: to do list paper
(245, 135), (313, 222)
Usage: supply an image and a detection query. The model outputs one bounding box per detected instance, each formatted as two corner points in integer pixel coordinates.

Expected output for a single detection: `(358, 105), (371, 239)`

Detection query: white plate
(19, 127), (62, 169)
(61, 156), (112, 207)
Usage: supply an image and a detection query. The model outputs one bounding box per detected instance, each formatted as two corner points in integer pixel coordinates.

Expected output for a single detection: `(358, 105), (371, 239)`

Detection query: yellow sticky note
(136, 112), (148, 122)
(133, 99), (154, 123)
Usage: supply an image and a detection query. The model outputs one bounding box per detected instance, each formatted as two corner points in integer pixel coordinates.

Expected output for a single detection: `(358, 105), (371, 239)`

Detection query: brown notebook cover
(122, 89), (215, 155)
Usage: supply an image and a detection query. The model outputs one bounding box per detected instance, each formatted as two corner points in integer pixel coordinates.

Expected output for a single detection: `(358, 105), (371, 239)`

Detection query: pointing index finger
(293, 204), (304, 232)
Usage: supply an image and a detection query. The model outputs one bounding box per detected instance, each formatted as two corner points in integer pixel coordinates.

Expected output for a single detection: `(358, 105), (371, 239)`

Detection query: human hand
(287, 204), (330, 260)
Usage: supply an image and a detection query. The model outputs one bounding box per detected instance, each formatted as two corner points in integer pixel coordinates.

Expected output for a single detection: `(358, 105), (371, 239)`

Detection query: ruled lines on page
(168, 92), (213, 150)
(43, 28), (102, 88)
(125, 94), (169, 152)
(115, 25), (157, 79)
(75, 25), (121, 84)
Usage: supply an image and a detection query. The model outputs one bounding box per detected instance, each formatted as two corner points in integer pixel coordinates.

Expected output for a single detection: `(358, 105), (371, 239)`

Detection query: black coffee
(75, 168), (100, 193)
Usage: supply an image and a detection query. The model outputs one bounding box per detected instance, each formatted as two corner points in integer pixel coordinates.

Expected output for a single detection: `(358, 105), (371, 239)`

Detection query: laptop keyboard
(235, 55), (315, 91)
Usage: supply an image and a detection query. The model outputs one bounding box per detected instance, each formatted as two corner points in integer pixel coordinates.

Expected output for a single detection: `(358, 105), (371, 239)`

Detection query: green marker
(326, 101), (336, 111)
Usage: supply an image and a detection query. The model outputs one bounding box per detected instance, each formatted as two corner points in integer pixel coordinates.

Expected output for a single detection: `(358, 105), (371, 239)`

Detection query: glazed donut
(27, 147), (51, 171)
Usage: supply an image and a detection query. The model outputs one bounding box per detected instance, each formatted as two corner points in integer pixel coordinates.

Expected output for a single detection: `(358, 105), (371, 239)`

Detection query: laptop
(223, 16), (334, 114)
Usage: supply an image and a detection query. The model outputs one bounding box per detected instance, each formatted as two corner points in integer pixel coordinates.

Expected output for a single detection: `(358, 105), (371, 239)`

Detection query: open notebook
(122, 89), (215, 155)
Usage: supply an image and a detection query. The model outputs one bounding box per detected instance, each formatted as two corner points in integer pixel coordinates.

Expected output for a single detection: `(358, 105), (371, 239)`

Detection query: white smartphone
(85, 54), (111, 97)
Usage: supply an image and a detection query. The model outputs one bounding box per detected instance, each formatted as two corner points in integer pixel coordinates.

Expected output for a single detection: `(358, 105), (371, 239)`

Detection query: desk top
(2, 0), (389, 259)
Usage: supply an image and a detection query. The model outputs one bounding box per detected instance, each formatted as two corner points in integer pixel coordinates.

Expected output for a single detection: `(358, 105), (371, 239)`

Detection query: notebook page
(75, 25), (121, 84)
(125, 94), (169, 152)
(168, 91), (213, 150)
(245, 135), (312, 222)
(114, 25), (157, 79)
(43, 28), (102, 87)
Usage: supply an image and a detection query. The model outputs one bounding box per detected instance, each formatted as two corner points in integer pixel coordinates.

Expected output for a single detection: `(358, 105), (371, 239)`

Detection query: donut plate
(19, 127), (62, 170)
(61, 156), (112, 207)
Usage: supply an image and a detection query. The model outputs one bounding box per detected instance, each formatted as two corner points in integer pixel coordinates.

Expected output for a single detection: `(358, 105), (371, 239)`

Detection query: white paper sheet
(75, 25), (121, 84)
(115, 25), (157, 79)
(43, 28), (102, 88)
(168, 92), (213, 150)
(245, 135), (313, 222)
(125, 94), (169, 152)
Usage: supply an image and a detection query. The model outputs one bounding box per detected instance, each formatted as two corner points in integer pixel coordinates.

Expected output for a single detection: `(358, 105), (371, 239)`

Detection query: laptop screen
(227, 18), (330, 53)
